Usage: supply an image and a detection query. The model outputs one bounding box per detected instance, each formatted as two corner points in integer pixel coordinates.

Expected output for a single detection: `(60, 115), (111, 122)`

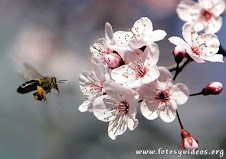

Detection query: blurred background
(0, 0), (225, 158)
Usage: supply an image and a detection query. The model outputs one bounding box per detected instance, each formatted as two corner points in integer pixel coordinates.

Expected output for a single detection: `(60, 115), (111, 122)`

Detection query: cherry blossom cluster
(79, 0), (225, 149)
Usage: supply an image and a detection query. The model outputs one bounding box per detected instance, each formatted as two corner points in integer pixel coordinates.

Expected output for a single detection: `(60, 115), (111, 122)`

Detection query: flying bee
(17, 63), (67, 103)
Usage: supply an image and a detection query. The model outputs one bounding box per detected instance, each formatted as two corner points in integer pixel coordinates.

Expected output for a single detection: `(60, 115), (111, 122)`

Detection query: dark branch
(173, 58), (190, 81)
(218, 45), (226, 56)
(190, 92), (203, 96)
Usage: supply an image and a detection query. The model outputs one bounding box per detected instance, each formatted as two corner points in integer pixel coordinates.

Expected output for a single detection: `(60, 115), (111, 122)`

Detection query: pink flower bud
(202, 82), (223, 95)
(180, 129), (199, 150)
(173, 46), (186, 63)
(104, 52), (123, 68)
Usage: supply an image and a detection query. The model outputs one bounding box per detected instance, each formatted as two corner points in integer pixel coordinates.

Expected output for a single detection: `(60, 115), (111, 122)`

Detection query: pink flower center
(114, 101), (129, 115)
(155, 90), (170, 104)
(201, 9), (213, 21)
(191, 43), (207, 55)
(136, 66), (147, 78)
(191, 46), (200, 55)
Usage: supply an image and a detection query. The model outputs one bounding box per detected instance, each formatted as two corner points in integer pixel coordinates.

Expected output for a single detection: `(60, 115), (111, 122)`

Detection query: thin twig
(167, 58), (189, 72)
(190, 92), (203, 96)
(176, 110), (184, 130)
(173, 58), (190, 81)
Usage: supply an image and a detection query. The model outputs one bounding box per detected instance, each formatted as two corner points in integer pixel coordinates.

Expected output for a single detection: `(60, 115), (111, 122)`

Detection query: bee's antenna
(58, 80), (67, 84)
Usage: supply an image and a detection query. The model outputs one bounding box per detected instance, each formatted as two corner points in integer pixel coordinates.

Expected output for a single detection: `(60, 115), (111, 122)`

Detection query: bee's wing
(18, 63), (43, 81)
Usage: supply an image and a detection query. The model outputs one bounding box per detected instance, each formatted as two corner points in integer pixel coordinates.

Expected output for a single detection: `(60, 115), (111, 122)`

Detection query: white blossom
(169, 24), (223, 63)
(177, 0), (225, 33)
(136, 67), (190, 122)
(79, 57), (110, 112)
(93, 80), (139, 140)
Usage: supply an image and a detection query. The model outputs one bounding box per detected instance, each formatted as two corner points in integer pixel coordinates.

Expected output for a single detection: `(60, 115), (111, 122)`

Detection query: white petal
(140, 99), (159, 120)
(182, 23), (197, 45)
(144, 43), (159, 66)
(148, 30), (167, 42)
(103, 80), (139, 105)
(199, 0), (213, 9)
(211, 0), (226, 16)
(131, 17), (153, 37)
(202, 54), (224, 62)
(128, 39), (146, 50)
(159, 103), (176, 122)
(192, 139), (199, 149)
(136, 81), (158, 99)
(113, 31), (132, 46)
(168, 36), (190, 50)
(105, 22), (114, 43)
(205, 16), (223, 33)
(79, 99), (93, 112)
(176, 0), (201, 22)
(202, 33), (220, 55)
(79, 72), (102, 96)
(90, 38), (108, 58)
(187, 53), (205, 63)
(111, 65), (137, 87)
(193, 22), (205, 32)
(142, 65), (160, 84)
(184, 137), (199, 149)
(91, 57), (109, 81)
(124, 48), (147, 65)
(170, 83), (190, 105)
(108, 115), (128, 140)
(158, 66), (173, 82)
(93, 95), (117, 122)
(127, 118), (139, 131)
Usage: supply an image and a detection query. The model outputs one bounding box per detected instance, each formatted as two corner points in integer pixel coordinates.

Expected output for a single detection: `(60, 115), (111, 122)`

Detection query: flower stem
(176, 110), (184, 130)
(190, 92), (203, 96)
(167, 58), (187, 72)
(173, 58), (190, 81)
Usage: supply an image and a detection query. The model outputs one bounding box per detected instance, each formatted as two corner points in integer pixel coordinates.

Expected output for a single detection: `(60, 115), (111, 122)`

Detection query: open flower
(180, 129), (199, 150)
(90, 22), (128, 63)
(114, 17), (167, 48)
(93, 80), (139, 140)
(169, 24), (223, 63)
(79, 57), (110, 112)
(136, 67), (190, 122)
(177, 0), (225, 33)
(111, 43), (160, 88)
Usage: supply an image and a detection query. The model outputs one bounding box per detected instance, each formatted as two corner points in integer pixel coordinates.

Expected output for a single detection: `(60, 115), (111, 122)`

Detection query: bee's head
(51, 77), (67, 95)
(51, 77), (59, 90)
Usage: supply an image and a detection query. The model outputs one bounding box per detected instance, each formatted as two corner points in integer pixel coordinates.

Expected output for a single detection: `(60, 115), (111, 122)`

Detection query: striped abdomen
(17, 80), (40, 94)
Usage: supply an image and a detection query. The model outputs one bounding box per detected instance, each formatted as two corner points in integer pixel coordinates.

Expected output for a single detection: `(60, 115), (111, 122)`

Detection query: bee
(17, 63), (67, 103)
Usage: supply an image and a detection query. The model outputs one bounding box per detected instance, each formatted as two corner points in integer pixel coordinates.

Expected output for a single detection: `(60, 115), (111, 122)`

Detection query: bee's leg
(56, 87), (60, 96)
(57, 90), (60, 96)
(43, 96), (48, 104)
(37, 86), (48, 104)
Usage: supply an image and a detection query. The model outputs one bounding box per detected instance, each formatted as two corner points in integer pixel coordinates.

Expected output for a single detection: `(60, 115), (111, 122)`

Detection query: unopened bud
(180, 129), (199, 150)
(104, 52), (123, 69)
(202, 81), (223, 95)
(173, 46), (186, 63)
